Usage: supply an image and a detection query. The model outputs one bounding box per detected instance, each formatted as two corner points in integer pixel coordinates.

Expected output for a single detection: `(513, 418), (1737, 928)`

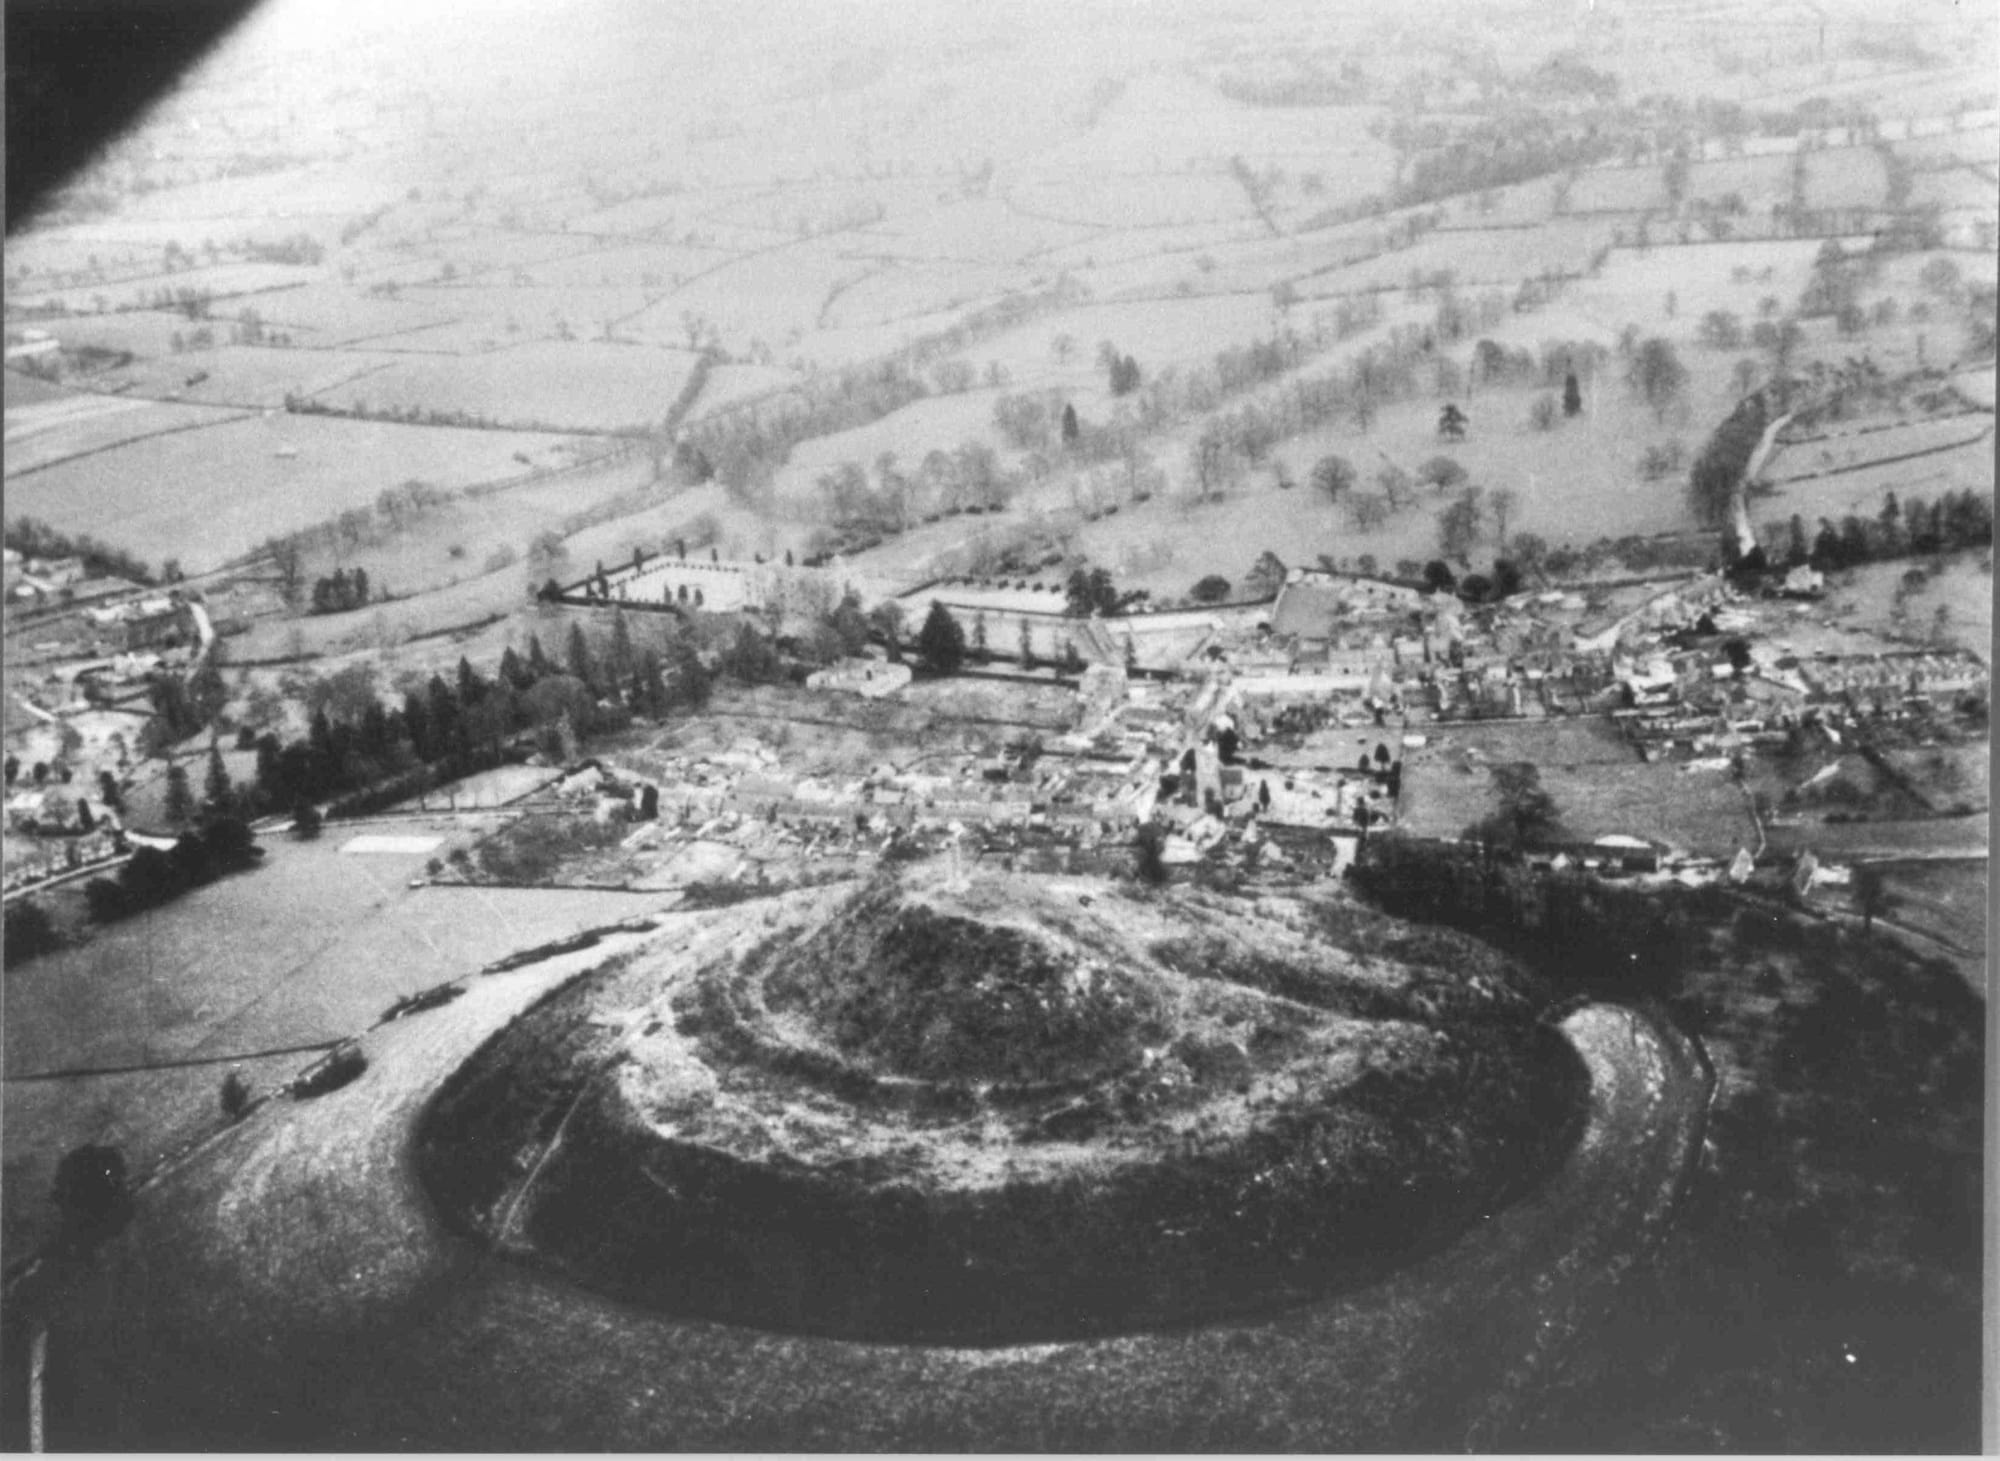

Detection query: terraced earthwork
(418, 868), (1589, 1343)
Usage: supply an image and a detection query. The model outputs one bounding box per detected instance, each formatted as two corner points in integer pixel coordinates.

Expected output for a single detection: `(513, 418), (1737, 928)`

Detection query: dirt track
(38, 969), (1710, 1451)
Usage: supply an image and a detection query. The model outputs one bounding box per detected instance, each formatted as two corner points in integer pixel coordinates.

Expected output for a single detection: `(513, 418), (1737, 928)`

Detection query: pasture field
(821, 260), (1023, 330)
(4, 395), (250, 477)
(685, 362), (801, 420)
(1042, 74), (1394, 190)
(1564, 165), (1667, 215)
(4, 261), (319, 315)
(1032, 217), (1270, 276)
(1005, 170), (1259, 231)
(492, 240), (737, 289)
(1871, 859), (1988, 965)
(262, 452), (666, 618)
(1802, 147), (1890, 213)
(696, 178), (946, 235)
(0, 833), (661, 1257)
(1870, 247), (2000, 297)
(1301, 219), (1620, 295)
(1684, 152), (1795, 210)
(1949, 363), (1996, 407)
(404, 230), (616, 279)
(345, 283), (666, 349)
(1556, 238), (1825, 333)
(251, 284), (460, 345)
(1039, 386), (1730, 597)
(1178, 227), (1394, 297)
(0, 370), (74, 408)
(859, 197), (1102, 265)
(6, 415), (588, 573)
(21, 308), (262, 358)
(1400, 749), (1755, 852)
(1763, 413), (1994, 481)
(1820, 550), (1994, 659)
(1907, 168), (2000, 214)
(622, 241), (869, 354)
(961, 291), (1290, 387)
(94, 344), (403, 410)
(309, 339), (701, 432)
(1894, 125), (2000, 167)
(1758, 430), (1994, 525)
(777, 389), (1016, 499)
(1434, 175), (1563, 231)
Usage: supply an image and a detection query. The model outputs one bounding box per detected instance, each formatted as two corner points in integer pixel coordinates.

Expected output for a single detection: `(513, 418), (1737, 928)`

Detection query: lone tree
(1310, 454), (1356, 502)
(203, 742), (232, 815)
(1562, 371), (1583, 417)
(1060, 402), (1080, 446)
(1471, 762), (1559, 850)
(1851, 864), (1896, 934)
(1133, 821), (1170, 886)
(917, 601), (967, 675)
(1242, 550), (1288, 599)
(1437, 402), (1468, 440)
(50, 1144), (131, 1252)
(1190, 574), (1232, 604)
(1064, 566), (1118, 617)
(220, 1068), (251, 1119)
(1436, 486), (1486, 561)
(1417, 456), (1467, 494)
(163, 757), (194, 827)
(1626, 336), (1689, 421)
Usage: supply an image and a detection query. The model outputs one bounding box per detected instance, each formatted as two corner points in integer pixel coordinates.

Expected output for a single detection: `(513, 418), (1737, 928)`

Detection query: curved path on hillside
(37, 941), (1711, 1452)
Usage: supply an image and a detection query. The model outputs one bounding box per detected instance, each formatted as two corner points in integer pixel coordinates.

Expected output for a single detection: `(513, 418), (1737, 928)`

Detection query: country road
(34, 976), (1711, 1451)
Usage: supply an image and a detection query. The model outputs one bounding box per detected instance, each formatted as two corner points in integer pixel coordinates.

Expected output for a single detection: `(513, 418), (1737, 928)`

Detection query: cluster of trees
(82, 817), (260, 923)
(681, 280), (1084, 503)
(1623, 335), (1690, 421)
(143, 656), (228, 752)
(1351, 833), (1723, 989)
(262, 480), (451, 606)
(1062, 566), (1124, 617)
(3, 516), (153, 585)
(1390, 116), (1620, 211)
(1687, 391), (1771, 527)
(1101, 343), (1142, 396)
(245, 623), (706, 817)
(134, 285), (215, 320)
(1785, 490), (1994, 572)
(3, 897), (62, 967)
(812, 443), (1017, 540)
(279, 391), (577, 435)
(309, 566), (372, 615)
(244, 232), (325, 266)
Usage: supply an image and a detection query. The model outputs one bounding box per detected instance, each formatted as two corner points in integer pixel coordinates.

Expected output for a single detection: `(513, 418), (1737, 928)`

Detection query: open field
(1400, 746), (1755, 853)
(1868, 858), (1988, 964)
(1, 840), (664, 1249)
(308, 339), (701, 432)
(6, 415), (589, 573)
(685, 362), (800, 420)
(1303, 219), (1622, 294)
(1759, 428), (1994, 524)
(1684, 152), (1796, 211)
(239, 284), (461, 345)
(1818, 550), (1995, 657)
(1801, 147), (1890, 213)
(89, 344), (403, 410)
(1565, 165), (1667, 215)
(6, 262), (321, 316)
(4, 395), (251, 478)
